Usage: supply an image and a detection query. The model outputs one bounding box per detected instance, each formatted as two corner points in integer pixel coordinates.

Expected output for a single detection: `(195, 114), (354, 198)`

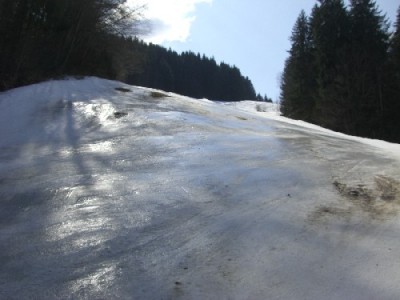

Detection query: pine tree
(392, 7), (400, 68)
(347, 0), (390, 137)
(383, 6), (400, 142)
(280, 10), (316, 122)
(310, 0), (351, 131)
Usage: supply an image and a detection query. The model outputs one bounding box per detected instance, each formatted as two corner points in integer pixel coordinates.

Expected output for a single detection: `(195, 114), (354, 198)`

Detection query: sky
(131, 0), (399, 101)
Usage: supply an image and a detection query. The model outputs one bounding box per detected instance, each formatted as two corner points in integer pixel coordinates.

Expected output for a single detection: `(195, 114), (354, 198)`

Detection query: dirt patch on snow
(309, 175), (400, 223)
(150, 91), (170, 98)
(115, 87), (132, 92)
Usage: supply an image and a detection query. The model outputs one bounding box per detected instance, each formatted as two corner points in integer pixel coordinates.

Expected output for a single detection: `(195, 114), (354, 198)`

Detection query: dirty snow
(1, 77), (400, 299)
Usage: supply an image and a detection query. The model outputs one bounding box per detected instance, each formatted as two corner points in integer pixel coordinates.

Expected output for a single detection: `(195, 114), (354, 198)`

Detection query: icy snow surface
(1, 77), (400, 299)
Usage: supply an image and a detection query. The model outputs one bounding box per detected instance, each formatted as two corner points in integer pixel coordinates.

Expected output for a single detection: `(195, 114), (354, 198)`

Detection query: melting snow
(1, 77), (400, 299)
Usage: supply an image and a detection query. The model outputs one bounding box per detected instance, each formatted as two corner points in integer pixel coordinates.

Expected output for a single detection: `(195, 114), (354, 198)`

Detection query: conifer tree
(280, 10), (316, 122)
(310, 0), (351, 131)
(391, 7), (400, 69)
(347, 0), (390, 137)
(382, 6), (400, 142)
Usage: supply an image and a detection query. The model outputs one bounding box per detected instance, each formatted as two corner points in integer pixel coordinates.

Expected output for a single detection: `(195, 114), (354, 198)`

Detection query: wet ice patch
(86, 140), (114, 153)
(58, 140), (115, 158)
(69, 263), (119, 296)
(73, 102), (116, 126)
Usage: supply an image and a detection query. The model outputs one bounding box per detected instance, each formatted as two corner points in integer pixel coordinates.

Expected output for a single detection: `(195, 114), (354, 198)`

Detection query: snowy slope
(1, 77), (400, 299)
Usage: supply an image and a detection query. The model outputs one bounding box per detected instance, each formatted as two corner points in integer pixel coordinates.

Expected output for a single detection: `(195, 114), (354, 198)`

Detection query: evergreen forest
(125, 40), (268, 101)
(280, 0), (400, 143)
(0, 0), (258, 101)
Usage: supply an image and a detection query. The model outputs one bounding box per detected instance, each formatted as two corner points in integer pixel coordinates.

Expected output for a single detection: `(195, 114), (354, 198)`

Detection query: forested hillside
(126, 40), (258, 101)
(280, 0), (400, 143)
(0, 0), (258, 101)
(0, 0), (139, 89)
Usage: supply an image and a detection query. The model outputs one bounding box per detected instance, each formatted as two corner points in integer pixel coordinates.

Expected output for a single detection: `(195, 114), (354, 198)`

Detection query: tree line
(280, 0), (400, 143)
(125, 39), (259, 101)
(0, 0), (259, 102)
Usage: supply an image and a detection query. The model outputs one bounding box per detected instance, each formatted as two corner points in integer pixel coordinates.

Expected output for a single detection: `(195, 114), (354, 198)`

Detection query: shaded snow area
(1, 77), (400, 300)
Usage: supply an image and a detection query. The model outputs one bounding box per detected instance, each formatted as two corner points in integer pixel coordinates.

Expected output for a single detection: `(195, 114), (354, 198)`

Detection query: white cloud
(128, 0), (212, 44)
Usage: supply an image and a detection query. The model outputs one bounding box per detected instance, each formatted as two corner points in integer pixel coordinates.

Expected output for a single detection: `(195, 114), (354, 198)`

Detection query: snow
(226, 100), (400, 160)
(1, 77), (400, 299)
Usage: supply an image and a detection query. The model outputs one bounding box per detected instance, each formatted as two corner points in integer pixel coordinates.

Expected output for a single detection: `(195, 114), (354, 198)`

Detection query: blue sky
(132, 0), (399, 101)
